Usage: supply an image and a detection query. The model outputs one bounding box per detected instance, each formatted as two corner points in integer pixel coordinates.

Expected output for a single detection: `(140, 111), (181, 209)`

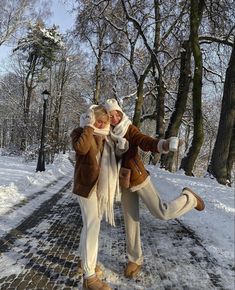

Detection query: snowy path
(100, 202), (232, 290)
(0, 183), (233, 290)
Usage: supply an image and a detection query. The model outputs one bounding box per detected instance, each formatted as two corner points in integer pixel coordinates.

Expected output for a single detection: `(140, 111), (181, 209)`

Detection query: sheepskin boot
(83, 275), (112, 290)
(124, 261), (142, 278)
(182, 187), (205, 211)
(77, 259), (103, 277)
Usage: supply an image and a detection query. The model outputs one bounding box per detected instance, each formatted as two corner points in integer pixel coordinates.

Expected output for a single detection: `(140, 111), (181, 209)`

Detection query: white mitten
(80, 108), (96, 128)
(157, 139), (169, 154)
(115, 137), (129, 157)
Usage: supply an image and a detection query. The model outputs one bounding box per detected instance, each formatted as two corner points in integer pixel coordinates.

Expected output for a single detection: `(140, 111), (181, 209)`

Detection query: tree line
(0, 0), (234, 186)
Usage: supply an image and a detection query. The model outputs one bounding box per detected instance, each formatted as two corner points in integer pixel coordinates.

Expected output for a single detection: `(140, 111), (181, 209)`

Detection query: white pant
(78, 193), (101, 278)
(121, 180), (197, 265)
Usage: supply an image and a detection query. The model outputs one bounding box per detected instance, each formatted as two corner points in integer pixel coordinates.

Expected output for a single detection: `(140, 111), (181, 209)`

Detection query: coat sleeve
(70, 126), (94, 155)
(128, 125), (161, 153)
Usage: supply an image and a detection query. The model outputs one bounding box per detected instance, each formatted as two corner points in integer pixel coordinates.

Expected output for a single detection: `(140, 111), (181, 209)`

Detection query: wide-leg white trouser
(121, 180), (197, 265)
(78, 193), (101, 278)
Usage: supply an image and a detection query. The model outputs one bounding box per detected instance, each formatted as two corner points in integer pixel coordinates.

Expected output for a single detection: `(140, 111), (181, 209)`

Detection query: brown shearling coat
(70, 126), (104, 197)
(122, 124), (161, 188)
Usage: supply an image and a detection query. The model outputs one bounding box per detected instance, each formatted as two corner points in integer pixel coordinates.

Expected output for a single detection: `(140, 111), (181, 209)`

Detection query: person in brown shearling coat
(105, 98), (205, 279)
(71, 105), (115, 290)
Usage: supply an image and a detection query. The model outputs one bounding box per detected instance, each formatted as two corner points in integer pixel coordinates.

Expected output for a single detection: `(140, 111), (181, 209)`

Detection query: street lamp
(36, 90), (50, 172)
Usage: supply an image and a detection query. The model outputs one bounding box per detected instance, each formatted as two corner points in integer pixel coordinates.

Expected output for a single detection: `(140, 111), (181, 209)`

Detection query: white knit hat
(105, 98), (123, 113)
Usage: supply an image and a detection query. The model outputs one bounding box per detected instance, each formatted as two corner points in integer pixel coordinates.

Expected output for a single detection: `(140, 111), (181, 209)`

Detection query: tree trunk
(180, 0), (205, 176)
(51, 58), (67, 159)
(2, 120), (7, 148)
(93, 50), (102, 104)
(94, 29), (105, 104)
(227, 125), (235, 185)
(150, 1), (168, 165)
(156, 83), (166, 138)
(151, 82), (166, 165)
(133, 62), (152, 128)
(161, 40), (192, 171)
(210, 40), (235, 185)
(21, 56), (38, 151)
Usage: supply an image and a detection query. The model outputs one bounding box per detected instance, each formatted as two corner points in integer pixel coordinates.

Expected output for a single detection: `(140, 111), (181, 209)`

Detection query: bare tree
(47, 42), (87, 161)
(180, 0), (205, 176)
(74, 0), (113, 103)
(161, 40), (192, 171)
(0, 0), (51, 47)
(0, 72), (24, 150)
(13, 21), (64, 150)
(209, 40), (235, 186)
(120, 0), (187, 129)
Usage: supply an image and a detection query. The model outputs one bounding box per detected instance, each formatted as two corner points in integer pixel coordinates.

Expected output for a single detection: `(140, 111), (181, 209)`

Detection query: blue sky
(47, 0), (75, 32)
(0, 0), (75, 67)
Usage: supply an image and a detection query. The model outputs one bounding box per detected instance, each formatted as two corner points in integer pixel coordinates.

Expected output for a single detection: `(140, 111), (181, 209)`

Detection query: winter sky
(0, 0), (75, 67)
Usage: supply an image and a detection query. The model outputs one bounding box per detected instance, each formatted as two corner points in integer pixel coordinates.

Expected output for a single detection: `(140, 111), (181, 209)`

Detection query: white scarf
(80, 110), (118, 225)
(109, 112), (132, 148)
(92, 126), (118, 226)
(111, 112), (132, 138)
(93, 125), (110, 136)
(97, 135), (118, 226)
(107, 112), (132, 200)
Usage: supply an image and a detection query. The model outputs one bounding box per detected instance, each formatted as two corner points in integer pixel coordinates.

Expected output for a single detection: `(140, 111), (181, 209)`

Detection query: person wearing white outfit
(71, 105), (118, 290)
(104, 98), (205, 279)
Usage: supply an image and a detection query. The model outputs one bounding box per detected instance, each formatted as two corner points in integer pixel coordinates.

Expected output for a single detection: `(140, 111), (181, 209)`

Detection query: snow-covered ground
(0, 152), (74, 236)
(0, 153), (234, 289)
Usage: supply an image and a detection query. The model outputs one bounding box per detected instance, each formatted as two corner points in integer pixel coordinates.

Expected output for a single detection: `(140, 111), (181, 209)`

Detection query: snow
(0, 152), (234, 289)
(0, 152), (73, 235)
(149, 166), (235, 270)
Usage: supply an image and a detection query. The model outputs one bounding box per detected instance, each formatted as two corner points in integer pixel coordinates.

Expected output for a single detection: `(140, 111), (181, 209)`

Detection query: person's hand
(166, 137), (184, 152)
(80, 109), (96, 128)
(115, 137), (129, 157)
(163, 139), (170, 152)
(117, 138), (128, 150)
(157, 137), (184, 154)
(84, 109), (96, 126)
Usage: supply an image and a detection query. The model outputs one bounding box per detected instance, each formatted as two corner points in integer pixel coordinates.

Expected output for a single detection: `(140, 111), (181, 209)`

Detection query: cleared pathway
(0, 183), (232, 290)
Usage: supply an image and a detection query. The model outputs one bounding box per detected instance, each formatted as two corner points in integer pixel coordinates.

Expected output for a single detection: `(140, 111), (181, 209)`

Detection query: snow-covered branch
(199, 35), (234, 47)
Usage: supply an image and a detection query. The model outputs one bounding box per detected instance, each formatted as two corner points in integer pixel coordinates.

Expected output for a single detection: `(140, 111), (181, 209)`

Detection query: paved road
(0, 182), (232, 290)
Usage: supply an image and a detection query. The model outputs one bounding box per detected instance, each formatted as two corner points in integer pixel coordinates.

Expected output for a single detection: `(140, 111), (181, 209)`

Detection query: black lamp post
(36, 90), (50, 172)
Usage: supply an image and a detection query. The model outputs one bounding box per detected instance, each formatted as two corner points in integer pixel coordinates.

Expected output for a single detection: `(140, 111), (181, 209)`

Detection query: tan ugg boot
(94, 265), (103, 277)
(124, 262), (141, 278)
(77, 259), (103, 277)
(182, 187), (205, 211)
(83, 275), (112, 290)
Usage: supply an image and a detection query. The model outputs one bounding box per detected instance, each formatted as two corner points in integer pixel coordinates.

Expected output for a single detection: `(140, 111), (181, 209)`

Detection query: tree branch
(199, 35), (234, 47)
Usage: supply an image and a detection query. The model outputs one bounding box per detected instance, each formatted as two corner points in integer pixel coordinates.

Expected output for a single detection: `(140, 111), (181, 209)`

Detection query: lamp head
(42, 90), (50, 101)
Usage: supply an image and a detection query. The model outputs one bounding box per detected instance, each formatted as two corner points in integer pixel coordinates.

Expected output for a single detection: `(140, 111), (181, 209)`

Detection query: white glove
(80, 108), (96, 128)
(118, 138), (127, 150)
(157, 139), (169, 154)
(115, 137), (129, 157)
